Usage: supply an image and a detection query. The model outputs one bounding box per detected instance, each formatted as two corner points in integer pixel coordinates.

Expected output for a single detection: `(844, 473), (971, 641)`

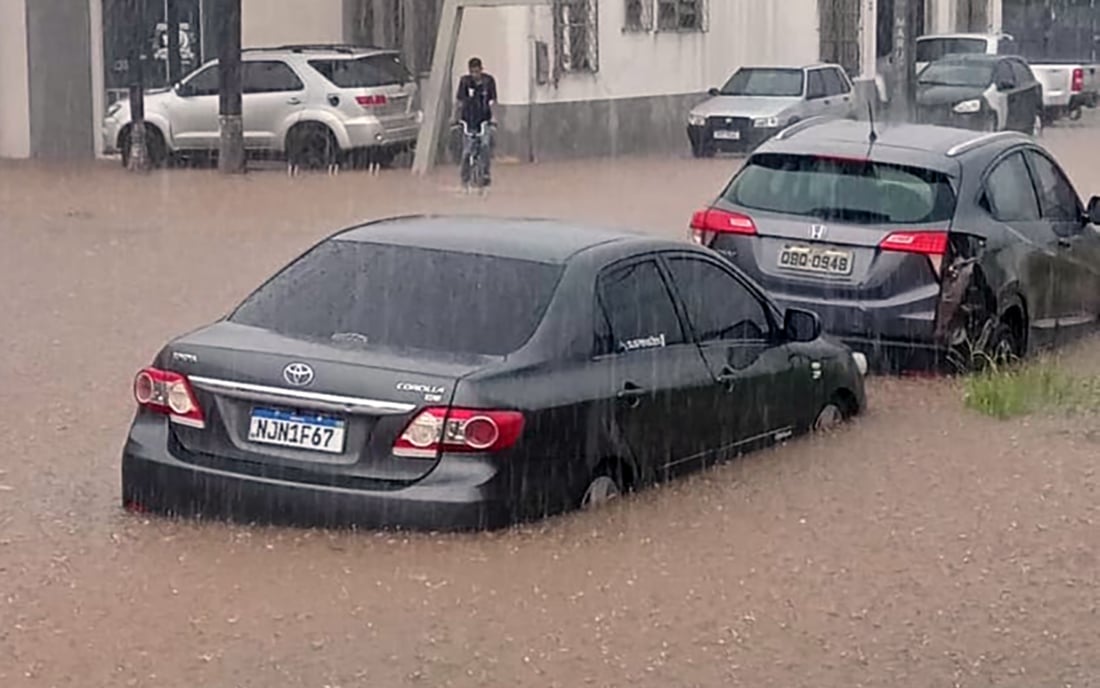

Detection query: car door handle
(616, 382), (646, 407)
(287, 97), (302, 105)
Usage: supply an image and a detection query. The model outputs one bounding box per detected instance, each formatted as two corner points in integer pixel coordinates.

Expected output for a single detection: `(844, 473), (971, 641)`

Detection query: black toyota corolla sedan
(122, 216), (866, 531)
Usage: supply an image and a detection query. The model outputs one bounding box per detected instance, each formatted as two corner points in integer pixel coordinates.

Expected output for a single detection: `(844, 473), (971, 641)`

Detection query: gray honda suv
(689, 119), (1100, 371)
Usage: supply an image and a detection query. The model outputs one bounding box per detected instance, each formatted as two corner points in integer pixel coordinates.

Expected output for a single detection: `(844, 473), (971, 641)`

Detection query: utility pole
(126, 0), (149, 171)
(890, 0), (916, 122)
(218, 0), (246, 174)
(166, 0), (181, 84)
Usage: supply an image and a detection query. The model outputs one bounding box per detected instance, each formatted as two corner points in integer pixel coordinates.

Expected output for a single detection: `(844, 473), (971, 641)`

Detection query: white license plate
(713, 130), (741, 140)
(778, 245), (854, 276)
(247, 407), (346, 454)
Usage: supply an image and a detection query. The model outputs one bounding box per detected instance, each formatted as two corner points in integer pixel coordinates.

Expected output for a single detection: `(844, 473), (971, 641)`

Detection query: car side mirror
(707, 87), (720, 97)
(1087, 196), (1100, 225)
(784, 308), (822, 343)
(996, 79), (1014, 91)
(176, 82), (192, 97)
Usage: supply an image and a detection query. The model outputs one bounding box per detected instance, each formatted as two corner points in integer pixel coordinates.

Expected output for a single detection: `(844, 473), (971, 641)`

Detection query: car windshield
(719, 68), (804, 97)
(918, 60), (993, 87)
(723, 153), (957, 225)
(916, 37), (988, 62)
(230, 241), (562, 356)
(308, 54), (411, 88)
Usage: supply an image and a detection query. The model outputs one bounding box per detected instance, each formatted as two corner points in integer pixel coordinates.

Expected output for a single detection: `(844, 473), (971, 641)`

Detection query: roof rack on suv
(945, 131), (1025, 157)
(773, 116), (830, 141)
(244, 44), (385, 54)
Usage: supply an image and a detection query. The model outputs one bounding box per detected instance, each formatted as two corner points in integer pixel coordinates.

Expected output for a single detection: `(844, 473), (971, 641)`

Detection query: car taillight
(393, 407), (524, 458)
(879, 230), (948, 278)
(133, 367), (205, 428)
(1071, 68), (1084, 94)
(689, 207), (757, 246)
(356, 94), (388, 108)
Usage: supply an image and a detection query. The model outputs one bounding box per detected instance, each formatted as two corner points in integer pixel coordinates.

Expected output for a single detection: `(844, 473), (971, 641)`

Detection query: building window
(624, 0), (653, 32)
(553, 0), (599, 76)
(656, 0), (706, 32)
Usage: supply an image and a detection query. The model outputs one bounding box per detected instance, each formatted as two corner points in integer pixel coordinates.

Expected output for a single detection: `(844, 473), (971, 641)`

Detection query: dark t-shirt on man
(457, 73), (497, 127)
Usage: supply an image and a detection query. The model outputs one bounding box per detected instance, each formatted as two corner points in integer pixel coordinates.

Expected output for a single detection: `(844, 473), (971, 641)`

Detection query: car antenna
(866, 101), (878, 147)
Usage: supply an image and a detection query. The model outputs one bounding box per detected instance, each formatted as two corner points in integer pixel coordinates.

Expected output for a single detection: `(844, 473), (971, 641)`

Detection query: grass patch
(965, 361), (1100, 419)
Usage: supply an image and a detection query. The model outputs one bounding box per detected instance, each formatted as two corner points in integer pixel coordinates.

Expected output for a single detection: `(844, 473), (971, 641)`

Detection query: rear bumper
(343, 115), (421, 149)
(121, 415), (512, 531)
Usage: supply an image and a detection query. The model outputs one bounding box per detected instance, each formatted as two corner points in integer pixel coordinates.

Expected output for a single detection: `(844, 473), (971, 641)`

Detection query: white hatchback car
(103, 44), (422, 168)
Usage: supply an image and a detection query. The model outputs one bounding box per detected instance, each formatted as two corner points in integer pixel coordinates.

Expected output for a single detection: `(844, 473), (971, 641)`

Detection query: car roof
(741, 63), (840, 71)
(918, 32), (1010, 40)
(760, 119), (1030, 169)
(241, 44), (396, 59)
(335, 215), (647, 264)
(934, 53), (1002, 64)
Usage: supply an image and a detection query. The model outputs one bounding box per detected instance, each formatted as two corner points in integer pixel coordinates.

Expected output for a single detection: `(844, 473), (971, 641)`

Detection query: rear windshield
(719, 68), (804, 97)
(916, 38), (987, 62)
(230, 241), (562, 356)
(308, 54), (411, 88)
(918, 60), (993, 87)
(723, 153), (956, 225)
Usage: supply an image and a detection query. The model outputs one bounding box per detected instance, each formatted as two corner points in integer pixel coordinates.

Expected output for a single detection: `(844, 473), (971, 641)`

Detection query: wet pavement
(2, 117), (1100, 687)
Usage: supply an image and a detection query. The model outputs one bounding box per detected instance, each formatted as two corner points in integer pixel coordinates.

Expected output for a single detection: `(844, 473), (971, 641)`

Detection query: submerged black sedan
(122, 216), (866, 530)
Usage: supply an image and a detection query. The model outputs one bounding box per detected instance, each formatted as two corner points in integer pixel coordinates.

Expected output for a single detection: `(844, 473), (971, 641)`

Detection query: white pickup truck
(914, 33), (1099, 123)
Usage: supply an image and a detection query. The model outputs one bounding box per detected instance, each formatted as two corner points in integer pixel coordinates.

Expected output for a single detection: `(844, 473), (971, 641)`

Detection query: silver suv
(686, 63), (857, 157)
(103, 44), (421, 168)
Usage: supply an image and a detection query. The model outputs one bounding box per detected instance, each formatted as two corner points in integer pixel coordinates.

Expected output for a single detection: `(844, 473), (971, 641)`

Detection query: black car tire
(985, 321), (1021, 367)
(813, 402), (845, 432)
(119, 125), (168, 169)
(580, 462), (625, 510)
(691, 142), (714, 159)
(286, 123), (340, 170)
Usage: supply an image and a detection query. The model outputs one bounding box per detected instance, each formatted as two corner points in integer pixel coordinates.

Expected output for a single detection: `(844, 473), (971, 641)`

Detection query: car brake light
(1071, 68), (1084, 94)
(356, 94), (388, 107)
(879, 230), (948, 278)
(689, 208), (757, 246)
(393, 407), (525, 458)
(133, 367), (205, 428)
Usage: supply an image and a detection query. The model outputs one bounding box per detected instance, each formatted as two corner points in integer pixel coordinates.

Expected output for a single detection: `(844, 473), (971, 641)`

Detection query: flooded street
(3, 119), (1100, 687)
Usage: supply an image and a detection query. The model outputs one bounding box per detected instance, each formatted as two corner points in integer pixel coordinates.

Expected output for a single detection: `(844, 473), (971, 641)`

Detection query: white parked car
(103, 44), (422, 168)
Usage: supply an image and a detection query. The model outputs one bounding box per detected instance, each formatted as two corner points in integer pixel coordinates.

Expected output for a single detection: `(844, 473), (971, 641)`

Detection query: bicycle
(452, 120), (496, 194)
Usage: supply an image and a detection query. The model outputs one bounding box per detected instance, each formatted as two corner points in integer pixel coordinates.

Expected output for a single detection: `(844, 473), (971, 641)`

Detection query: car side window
(984, 152), (1041, 222)
(822, 68), (850, 96)
(183, 65), (219, 96)
(1009, 60), (1033, 85)
(1026, 151), (1082, 225)
(993, 61), (1015, 88)
(242, 61), (305, 94)
(595, 259), (685, 357)
(806, 70), (826, 99)
(664, 257), (770, 343)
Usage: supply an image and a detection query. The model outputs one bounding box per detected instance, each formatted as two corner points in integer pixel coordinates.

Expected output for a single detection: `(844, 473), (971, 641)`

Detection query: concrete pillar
(0, 0), (32, 158)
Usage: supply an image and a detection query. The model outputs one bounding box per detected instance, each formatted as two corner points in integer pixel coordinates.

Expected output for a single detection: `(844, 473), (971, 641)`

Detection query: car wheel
(287, 124), (340, 170)
(119, 125), (168, 168)
(580, 466), (623, 510)
(985, 322), (1020, 367)
(813, 402), (845, 432)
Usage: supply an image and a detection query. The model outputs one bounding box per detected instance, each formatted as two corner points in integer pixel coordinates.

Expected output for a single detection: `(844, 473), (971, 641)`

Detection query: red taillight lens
(393, 407), (524, 458)
(689, 207), (757, 245)
(133, 367), (205, 428)
(355, 94), (388, 108)
(1071, 68), (1084, 94)
(879, 230), (948, 278)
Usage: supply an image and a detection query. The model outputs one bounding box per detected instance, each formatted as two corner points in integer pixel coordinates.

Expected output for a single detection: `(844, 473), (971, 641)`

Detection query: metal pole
(218, 0), (245, 174)
(127, 0), (149, 171)
(166, 0), (181, 84)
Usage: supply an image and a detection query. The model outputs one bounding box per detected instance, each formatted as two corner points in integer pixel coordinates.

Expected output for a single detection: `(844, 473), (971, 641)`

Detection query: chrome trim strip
(188, 376), (417, 415)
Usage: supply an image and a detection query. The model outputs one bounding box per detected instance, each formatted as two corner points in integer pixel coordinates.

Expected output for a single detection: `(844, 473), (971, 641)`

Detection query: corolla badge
(282, 362), (315, 387)
(809, 224), (827, 240)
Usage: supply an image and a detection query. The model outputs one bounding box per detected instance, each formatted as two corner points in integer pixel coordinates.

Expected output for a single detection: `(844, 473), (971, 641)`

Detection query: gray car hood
(691, 95), (803, 118)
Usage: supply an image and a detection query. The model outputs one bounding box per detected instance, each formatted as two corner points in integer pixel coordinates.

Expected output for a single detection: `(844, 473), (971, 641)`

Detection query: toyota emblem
(282, 362), (315, 387)
(809, 224), (827, 240)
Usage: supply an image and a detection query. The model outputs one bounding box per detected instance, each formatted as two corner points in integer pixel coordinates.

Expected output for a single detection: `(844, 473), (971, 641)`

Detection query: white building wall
(453, 0), (819, 107)
(0, 0), (31, 158)
(242, 0), (344, 48)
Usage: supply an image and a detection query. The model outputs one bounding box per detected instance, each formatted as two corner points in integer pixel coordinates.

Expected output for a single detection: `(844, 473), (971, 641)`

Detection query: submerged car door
(241, 61), (307, 149)
(661, 253), (808, 455)
(169, 63), (222, 149)
(980, 150), (1061, 341)
(1025, 148), (1100, 332)
(593, 257), (716, 478)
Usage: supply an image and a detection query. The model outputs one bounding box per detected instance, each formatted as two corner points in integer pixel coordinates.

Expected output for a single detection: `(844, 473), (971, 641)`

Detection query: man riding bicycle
(454, 57), (497, 187)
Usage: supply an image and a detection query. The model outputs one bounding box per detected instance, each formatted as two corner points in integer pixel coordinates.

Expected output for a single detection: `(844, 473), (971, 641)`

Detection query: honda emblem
(809, 224), (827, 240)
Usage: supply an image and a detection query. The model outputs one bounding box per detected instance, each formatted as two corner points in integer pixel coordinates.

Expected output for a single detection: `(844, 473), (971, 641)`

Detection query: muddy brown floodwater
(2, 116), (1100, 687)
